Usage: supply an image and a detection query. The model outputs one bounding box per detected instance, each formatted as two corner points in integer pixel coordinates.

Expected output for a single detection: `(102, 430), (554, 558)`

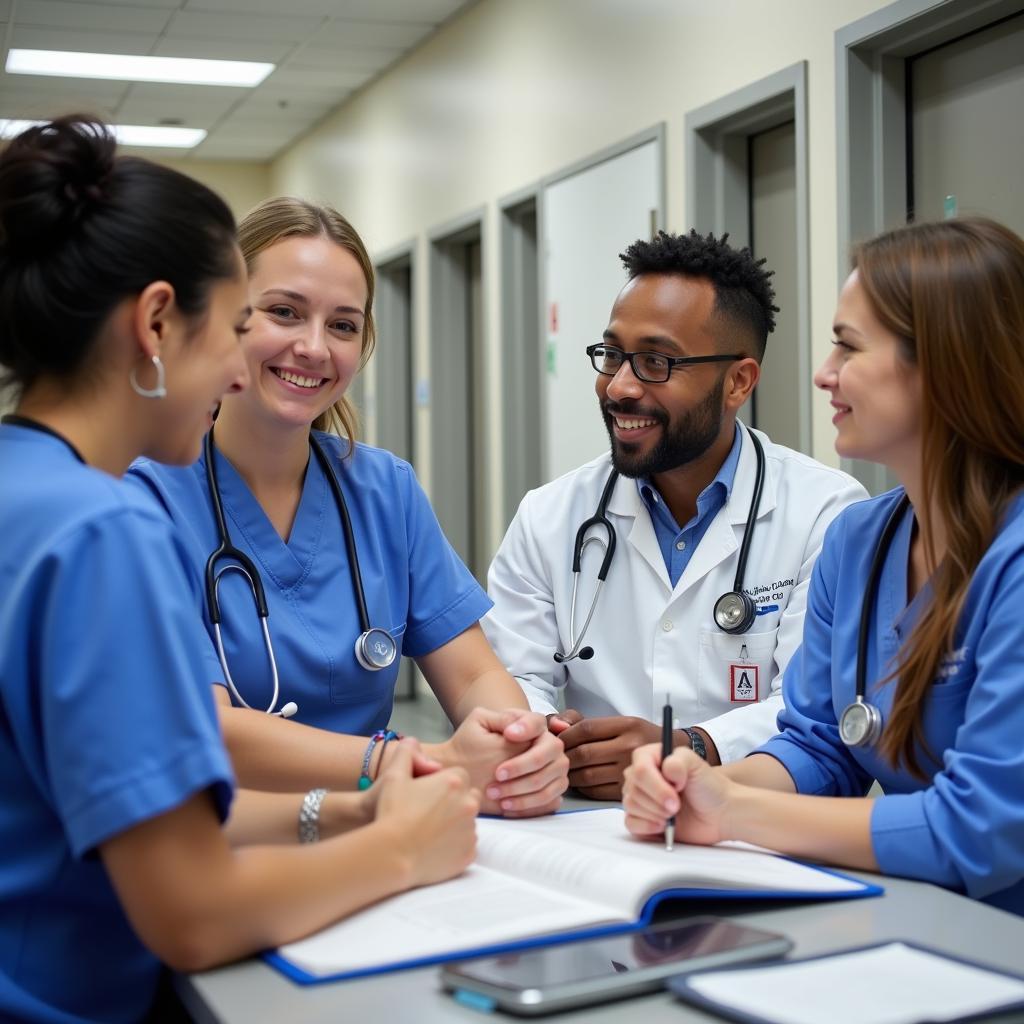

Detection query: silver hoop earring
(130, 355), (167, 399)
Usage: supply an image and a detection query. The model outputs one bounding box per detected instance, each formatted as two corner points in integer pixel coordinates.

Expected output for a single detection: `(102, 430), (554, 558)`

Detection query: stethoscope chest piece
(355, 628), (397, 671)
(713, 590), (757, 634)
(839, 697), (883, 748)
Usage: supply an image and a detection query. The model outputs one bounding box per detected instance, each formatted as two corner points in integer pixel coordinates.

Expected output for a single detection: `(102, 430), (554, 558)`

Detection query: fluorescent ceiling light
(0, 119), (208, 149)
(6, 49), (273, 87)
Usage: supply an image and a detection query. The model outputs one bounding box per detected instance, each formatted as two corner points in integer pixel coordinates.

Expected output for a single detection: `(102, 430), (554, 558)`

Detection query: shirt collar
(637, 421), (743, 512)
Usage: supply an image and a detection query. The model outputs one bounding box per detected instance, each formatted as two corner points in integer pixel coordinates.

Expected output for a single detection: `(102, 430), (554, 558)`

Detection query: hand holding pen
(623, 734), (734, 846)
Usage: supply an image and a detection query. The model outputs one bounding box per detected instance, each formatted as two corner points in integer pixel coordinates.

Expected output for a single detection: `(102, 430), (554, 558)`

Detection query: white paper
(684, 942), (1024, 1024)
(278, 808), (868, 978)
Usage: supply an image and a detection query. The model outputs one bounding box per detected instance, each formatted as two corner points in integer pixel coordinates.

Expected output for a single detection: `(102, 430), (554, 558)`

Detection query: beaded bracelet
(358, 729), (403, 790)
(373, 729), (403, 781)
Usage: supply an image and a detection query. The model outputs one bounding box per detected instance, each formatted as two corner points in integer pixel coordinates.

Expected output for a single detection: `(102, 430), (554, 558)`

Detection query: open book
(268, 808), (881, 985)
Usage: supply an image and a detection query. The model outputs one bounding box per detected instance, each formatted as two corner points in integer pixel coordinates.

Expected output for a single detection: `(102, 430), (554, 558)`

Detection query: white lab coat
(483, 428), (867, 763)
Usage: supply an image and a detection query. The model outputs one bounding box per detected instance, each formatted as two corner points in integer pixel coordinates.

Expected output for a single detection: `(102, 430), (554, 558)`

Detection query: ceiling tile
(263, 66), (368, 91)
(0, 71), (130, 104)
(153, 35), (290, 63)
(53, 0), (177, 6)
(11, 25), (160, 54)
(164, 8), (323, 43)
(114, 95), (238, 128)
(115, 81), (248, 105)
(310, 19), (433, 48)
(288, 46), (402, 73)
(182, 0), (351, 16)
(191, 138), (281, 159)
(2, 0), (476, 162)
(230, 92), (333, 120)
(273, 0), (464, 22)
(15, 0), (173, 32)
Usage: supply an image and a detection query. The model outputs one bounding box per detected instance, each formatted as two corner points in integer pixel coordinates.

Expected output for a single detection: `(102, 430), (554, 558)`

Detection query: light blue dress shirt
(0, 423), (233, 1023)
(638, 422), (742, 588)
(128, 432), (492, 735)
(759, 487), (1024, 916)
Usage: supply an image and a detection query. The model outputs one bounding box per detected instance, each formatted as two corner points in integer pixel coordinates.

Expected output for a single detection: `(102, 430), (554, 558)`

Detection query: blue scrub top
(0, 423), (234, 1023)
(128, 432), (492, 734)
(760, 488), (1024, 915)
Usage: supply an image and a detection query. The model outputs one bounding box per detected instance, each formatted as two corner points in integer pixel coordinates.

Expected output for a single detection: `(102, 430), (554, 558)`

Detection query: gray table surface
(180, 801), (1024, 1024)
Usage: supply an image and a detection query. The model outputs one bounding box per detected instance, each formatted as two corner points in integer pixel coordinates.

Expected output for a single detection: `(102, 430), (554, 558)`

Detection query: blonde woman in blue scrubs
(0, 118), (479, 1023)
(130, 197), (568, 816)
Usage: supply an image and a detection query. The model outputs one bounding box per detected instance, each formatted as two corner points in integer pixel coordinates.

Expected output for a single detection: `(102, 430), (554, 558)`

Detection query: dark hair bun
(0, 115), (116, 259)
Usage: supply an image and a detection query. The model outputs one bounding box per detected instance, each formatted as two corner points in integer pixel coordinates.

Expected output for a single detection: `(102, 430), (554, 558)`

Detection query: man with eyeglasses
(483, 230), (865, 799)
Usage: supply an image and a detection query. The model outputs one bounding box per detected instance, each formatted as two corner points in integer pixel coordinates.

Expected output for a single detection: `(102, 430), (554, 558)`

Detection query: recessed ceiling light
(6, 49), (273, 87)
(0, 120), (208, 149)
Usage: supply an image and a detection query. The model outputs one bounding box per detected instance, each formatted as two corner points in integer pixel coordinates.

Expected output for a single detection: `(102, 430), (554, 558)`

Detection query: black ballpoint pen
(662, 694), (674, 852)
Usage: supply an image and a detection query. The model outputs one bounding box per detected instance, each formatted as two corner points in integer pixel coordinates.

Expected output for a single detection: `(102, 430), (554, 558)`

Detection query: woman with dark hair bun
(0, 117), (478, 1023)
(624, 217), (1024, 917)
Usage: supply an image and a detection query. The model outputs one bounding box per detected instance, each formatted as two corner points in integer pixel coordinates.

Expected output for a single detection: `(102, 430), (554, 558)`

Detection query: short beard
(602, 373), (726, 478)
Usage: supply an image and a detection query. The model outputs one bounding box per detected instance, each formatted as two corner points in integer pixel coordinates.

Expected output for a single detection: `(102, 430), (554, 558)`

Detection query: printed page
(276, 862), (627, 978)
(681, 943), (1024, 1024)
(485, 809), (869, 915)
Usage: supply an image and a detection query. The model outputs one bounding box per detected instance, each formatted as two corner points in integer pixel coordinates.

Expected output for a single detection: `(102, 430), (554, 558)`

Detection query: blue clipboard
(265, 808), (883, 986)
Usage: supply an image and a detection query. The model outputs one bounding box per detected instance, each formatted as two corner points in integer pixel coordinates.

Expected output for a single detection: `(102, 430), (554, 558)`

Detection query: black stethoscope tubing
(203, 428), (396, 717)
(840, 492), (912, 748)
(554, 426), (766, 664)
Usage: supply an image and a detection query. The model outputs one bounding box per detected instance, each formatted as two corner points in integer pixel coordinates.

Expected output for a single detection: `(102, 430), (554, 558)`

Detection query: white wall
(268, 0), (897, 551)
(156, 158), (272, 222)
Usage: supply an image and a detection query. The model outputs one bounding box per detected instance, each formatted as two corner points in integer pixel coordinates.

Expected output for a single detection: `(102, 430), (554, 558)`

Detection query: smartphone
(440, 917), (792, 1017)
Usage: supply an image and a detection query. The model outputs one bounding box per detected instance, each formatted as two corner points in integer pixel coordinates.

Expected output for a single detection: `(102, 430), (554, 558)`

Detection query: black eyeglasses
(586, 343), (741, 384)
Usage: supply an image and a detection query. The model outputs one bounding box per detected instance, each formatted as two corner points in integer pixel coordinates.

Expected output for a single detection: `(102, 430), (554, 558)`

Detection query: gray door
(543, 139), (661, 481)
(748, 120), (800, 450)
(375, 260), (414, 463)
(374, 256), (416, 701)
(500, 198), (542, 529)
(910, 14), (1024, 233)
(429, 226), (487, 582)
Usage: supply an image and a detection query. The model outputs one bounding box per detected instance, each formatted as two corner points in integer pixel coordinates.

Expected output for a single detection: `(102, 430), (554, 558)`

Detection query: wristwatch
(298, 787), (329, 843)
(682, 727), (708, 761)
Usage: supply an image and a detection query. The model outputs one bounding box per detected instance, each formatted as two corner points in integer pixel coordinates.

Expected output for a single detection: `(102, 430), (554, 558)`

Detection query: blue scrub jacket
(760, 488), (1024, 916)
(0, 424), (234, 1023)
(128, 432), (492, 734)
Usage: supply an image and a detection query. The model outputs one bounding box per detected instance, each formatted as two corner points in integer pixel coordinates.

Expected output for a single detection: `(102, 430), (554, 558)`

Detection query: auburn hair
(237, 197), (376, 450)
(854, 217), (1024, 776)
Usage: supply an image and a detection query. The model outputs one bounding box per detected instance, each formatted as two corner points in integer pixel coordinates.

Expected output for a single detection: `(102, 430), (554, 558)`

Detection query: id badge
(729, 644), (759, 702)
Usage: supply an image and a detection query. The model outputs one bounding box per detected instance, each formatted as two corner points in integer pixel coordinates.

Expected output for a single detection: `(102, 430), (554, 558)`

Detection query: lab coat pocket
(697, 627), (779, 713)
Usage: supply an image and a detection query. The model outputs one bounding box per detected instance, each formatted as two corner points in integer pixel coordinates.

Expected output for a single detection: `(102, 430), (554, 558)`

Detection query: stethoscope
(839, 492), (911, 748)
(554, 427), (766, 663)
(203, 428), (397, 718)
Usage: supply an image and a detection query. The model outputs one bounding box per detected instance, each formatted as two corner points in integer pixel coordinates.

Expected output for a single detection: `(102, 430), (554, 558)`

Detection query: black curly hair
(619, 230), (778, 360)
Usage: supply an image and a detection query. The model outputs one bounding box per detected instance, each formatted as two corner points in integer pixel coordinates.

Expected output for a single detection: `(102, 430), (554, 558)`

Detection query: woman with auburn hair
(623, 217), (1024, 915)
(0, 119), (478, 1024)
(130, 196), (568, 815)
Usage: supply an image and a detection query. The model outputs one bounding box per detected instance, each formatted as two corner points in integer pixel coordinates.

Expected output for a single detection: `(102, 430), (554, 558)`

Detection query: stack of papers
(671, 942), (1024, 1024)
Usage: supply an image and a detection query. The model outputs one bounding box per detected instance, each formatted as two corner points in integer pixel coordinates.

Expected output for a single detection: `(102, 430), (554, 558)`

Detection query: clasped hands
(547, 710), (698, 800)
(419, 708), (569, 817)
